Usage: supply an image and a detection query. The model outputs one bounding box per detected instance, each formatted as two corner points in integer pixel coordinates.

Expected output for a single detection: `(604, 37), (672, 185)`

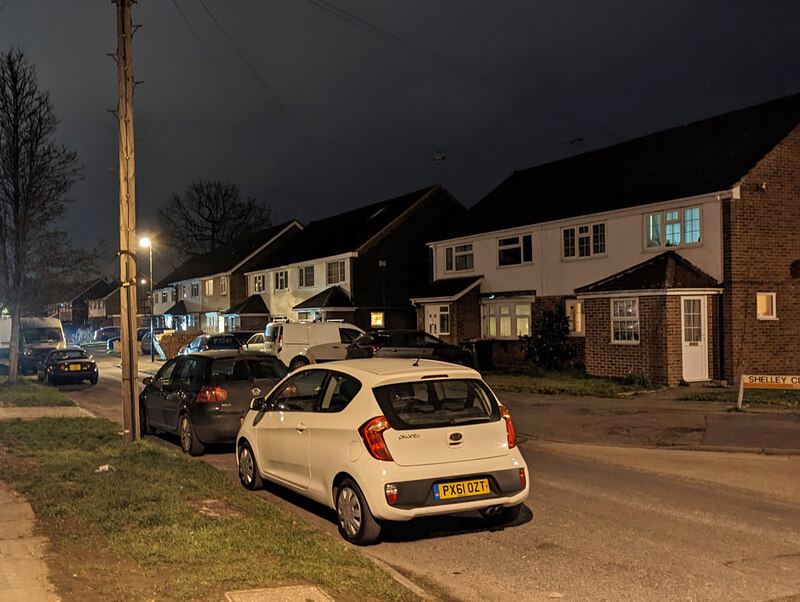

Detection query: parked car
(346, 330), (473, 366)
(179, 333), (242, 355)
(106, 327), (164, 352)
(255, 322), (364, 371)
(229, 331), (259, 346)
(140, 331), (163, 355)
(36, 347), (98, 385)
(92, 326), (120, 342)
(236, 358), (529, 545)
(139, 350), (288, 455)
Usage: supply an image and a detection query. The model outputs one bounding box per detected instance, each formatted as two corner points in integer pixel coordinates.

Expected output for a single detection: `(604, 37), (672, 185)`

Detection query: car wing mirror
(250, 396), (268, 412)
(143, 376), (154, 386)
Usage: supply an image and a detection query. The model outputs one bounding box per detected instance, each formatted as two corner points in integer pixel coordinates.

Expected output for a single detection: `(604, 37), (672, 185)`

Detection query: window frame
(274, 270), (288, 291)
(444, 243), (474, 272)
(204, 279), (214, 296)
(611, 298), (640, 344)
(497, 234), (533, 267)
(644, 206), (702, 250)
(298, 265), (315, 288)
(481, 301), (531, 339)
(326, 259), (346, 285)
(190, 282), (200, 298)
(253, 274), (266, 293)
(219, 276), (228, 296)
(756, 292), (777, 320)
(562, 222), (606, 259)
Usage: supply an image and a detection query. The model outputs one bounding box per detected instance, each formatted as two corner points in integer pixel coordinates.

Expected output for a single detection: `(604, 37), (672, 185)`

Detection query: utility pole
(115, 0), (139, 444)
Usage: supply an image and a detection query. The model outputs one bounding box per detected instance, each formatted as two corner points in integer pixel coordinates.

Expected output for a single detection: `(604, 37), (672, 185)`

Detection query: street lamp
(139, 237), (154, 362)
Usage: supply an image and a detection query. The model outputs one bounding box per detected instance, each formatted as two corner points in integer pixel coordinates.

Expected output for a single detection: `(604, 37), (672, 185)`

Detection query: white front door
(425, 305), (440, 336)
(681, 296), (708, 382)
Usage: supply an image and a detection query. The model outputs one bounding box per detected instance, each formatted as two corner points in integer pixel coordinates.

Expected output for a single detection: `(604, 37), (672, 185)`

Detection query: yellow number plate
(433, 478), (490, 500)
(69, 364), (81, 371)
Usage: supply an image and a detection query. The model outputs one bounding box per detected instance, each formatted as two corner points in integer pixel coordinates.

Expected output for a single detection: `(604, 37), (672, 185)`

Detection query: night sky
(1, 1), (798, 277)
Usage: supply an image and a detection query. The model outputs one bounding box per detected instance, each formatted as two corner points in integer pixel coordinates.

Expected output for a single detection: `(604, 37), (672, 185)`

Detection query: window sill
(757, 316), (779, 321)
(611, 340), (640, 345)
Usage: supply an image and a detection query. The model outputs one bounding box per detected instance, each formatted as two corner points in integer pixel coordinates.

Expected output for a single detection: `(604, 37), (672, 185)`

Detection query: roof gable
(575, 251), (720, 294)
(468, 93), (800, 235)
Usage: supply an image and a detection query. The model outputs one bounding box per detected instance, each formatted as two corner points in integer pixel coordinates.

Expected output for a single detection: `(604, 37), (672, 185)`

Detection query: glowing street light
(139, 237), (154, 362)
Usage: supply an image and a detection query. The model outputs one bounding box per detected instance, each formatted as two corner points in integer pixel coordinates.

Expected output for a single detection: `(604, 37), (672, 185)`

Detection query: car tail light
(369, 345), (380, 355)
(499, 405), (517, 449)
(358, 416), (393, 461)
(196, 386), (228, 403)
(519, 468), (526, 488)
(385, 483), (398, 505)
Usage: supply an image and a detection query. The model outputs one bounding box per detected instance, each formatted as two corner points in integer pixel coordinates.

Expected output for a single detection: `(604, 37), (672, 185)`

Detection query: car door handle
(295, 422), (308, 432)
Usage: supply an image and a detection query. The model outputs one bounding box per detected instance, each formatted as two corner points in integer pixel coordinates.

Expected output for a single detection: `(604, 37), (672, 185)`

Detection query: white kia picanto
(236, 358), (529, 545)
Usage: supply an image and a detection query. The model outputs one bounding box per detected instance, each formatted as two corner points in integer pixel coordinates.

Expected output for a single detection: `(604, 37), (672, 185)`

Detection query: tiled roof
(163, 300), (189, 315)
(223, 294), (269, 316)
(575, 251), (721, 294)
(410, 276), (483, 301)
(293, 286), (354, 310)
(156, 221), (299, 288)
(467, 93), (800, 236)
(240, 185), (442, 272)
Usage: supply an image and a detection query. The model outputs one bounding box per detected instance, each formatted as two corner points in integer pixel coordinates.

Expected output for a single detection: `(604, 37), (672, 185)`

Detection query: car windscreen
(264, 324), (280, 342)
(372, 379), (499, 429)
(23, 327), (63, 343)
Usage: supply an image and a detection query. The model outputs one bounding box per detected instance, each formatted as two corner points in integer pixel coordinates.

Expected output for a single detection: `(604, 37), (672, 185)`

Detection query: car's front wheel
(335, 479), (381, 545)
(237, 442), (263, 490)
(179, 414), (205, 456)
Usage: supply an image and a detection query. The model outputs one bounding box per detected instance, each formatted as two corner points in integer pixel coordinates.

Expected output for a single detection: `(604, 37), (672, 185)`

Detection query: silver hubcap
(337, 487), (361, 538)
(180, 417), (191, 451)
(240, 448), (254, 484)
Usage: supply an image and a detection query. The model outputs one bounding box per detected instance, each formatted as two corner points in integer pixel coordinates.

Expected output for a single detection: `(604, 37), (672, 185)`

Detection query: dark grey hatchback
(139, 350), (287, 455)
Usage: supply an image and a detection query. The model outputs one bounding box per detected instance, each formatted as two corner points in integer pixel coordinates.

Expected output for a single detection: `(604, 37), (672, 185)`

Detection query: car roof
(299, 358), (477, 380)
(186, 350), (280, 359)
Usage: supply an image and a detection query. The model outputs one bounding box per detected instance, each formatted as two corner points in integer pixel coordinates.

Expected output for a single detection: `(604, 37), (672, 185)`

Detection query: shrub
(518, 308), (574, 371)
(623, 370), (653, 388)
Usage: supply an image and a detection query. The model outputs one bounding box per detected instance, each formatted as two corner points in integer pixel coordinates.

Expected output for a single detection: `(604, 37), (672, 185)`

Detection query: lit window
(482, 302), (531, 338)
(204, 279), (214, 296)
(298, 266), (315, 288)
(253, 274), (265, 293)
(371, 312), (384, 328)
(274, 271), (288, 291)
(645, 207), (701, 249)
(757, 292), (777, 320)
(563, 223), (605, 258)
(327, 260), (345, 284)
(611, 299), (639, 343)
(445, 244), (474, 271)
(566, 299), (584, 335)
(498, 235), (533, 266)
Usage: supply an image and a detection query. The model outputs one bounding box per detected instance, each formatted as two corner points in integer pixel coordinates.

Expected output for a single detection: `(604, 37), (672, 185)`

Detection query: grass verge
(0, 377), (75, 406)
(0, 418), (415, 601)
(483, 367), (652, 398)
(676, 389), (800, 407)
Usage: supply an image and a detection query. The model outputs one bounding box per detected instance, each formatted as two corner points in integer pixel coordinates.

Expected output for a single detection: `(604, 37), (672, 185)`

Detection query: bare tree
(157, 180), (272, 256)
(0, 48), (82, 382)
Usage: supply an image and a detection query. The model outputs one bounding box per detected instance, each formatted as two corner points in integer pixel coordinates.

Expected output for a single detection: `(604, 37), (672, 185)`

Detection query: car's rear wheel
(90, 374), (98, 385)
(179, 414), (205, 456)
(335, 479), (381, 545)
(480, 503), (522, 526)
(289, 356), (310, 371)
(237, 442), (263, 490)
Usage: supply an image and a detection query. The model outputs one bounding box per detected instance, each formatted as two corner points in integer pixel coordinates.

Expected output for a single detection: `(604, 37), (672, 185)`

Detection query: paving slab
(225, 585), (334, 601)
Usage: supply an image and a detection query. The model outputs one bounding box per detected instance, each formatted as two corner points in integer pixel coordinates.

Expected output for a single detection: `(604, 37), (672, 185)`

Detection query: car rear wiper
(449, 416), (492, 425)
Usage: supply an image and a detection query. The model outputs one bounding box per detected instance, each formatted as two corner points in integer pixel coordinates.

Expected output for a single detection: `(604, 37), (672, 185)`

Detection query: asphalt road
(58, 355), (800, 601)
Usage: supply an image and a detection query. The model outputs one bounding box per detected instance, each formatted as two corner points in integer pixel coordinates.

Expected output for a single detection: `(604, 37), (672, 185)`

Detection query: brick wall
(722, 125), (800, 383)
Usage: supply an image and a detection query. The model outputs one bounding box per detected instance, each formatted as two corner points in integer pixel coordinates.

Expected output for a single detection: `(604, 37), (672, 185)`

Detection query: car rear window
(211, 357), (288, 381)
(372, 379), (499, 429)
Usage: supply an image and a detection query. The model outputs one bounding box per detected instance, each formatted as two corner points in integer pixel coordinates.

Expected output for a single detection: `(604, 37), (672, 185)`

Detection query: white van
(249, 322), (364, 371)
(0, 317), (67, 373)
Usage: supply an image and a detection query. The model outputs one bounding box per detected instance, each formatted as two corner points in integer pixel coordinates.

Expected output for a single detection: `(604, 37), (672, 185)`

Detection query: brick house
(413, 93), (800, 385)
(153, 221), (302, 333)
(239, 185), (467, 331)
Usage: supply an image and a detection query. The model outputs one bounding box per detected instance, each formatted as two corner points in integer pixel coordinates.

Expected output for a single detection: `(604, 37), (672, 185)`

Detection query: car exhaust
(483, 505), (504, 516)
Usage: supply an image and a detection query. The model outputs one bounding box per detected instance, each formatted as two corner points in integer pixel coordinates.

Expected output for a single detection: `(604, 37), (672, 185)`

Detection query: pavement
(0, 382), (799, 600)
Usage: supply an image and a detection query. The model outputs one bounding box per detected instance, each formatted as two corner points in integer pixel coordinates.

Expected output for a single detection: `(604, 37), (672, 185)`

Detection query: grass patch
(0, 377), (75, 407)
(483, 367), (653, 398)
(677, 388), (800, 407)
(0, 418), (415, 601)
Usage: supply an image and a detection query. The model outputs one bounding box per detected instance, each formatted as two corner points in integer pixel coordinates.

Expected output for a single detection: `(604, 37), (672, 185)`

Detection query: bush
(622, 370), (653, 388)
(519, 308), (574, 371)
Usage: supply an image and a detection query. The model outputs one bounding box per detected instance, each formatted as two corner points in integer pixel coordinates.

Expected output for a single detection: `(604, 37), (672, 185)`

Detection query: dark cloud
(1, 0), (798, 274)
